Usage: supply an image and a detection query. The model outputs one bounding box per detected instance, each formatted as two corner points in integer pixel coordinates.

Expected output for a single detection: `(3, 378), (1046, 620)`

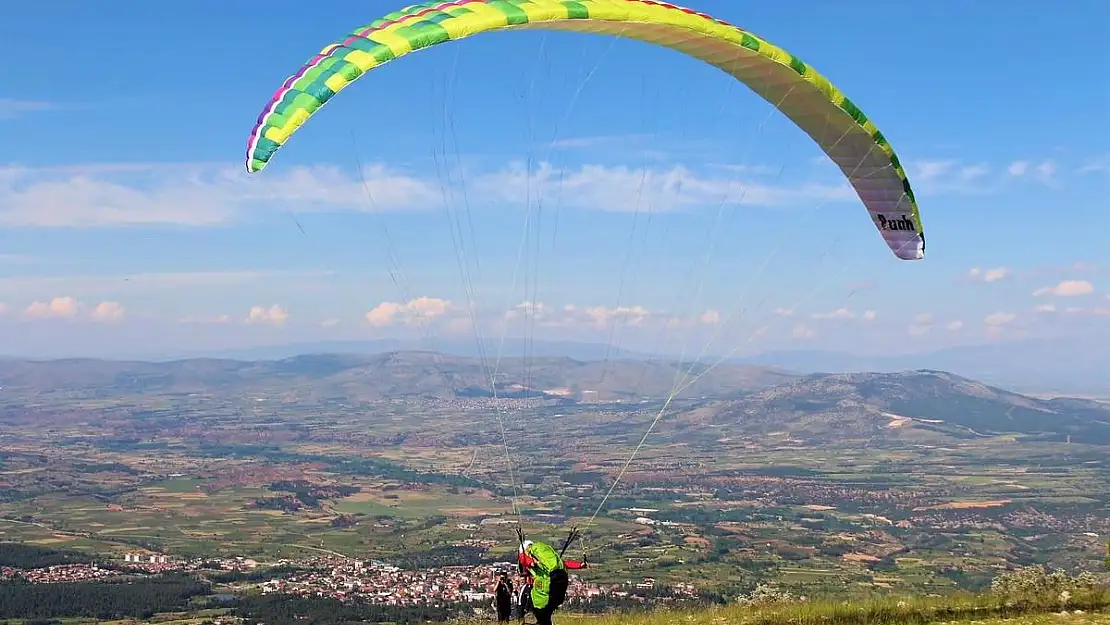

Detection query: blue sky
(1, 0), (1108, 360)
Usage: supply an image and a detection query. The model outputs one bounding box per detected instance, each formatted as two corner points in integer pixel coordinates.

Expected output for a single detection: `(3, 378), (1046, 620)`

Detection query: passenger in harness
(517, 540), (587, 625)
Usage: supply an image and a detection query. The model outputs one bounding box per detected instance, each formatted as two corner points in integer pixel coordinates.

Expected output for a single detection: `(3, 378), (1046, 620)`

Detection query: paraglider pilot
(517, 539), (587, 625)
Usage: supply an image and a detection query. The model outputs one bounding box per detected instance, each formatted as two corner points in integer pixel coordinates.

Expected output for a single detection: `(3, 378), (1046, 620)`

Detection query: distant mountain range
(168, 338), (659, 363)
(729, 339), (1108, 396)
(1, 352), (1106, 447)
(133, 337), (1107, 396)
(0, 351), (796, 403)
(673, 369), (1110, 446)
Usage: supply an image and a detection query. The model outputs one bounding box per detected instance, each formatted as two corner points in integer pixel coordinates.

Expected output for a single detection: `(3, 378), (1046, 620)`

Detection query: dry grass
(537, 591), (1110, 625)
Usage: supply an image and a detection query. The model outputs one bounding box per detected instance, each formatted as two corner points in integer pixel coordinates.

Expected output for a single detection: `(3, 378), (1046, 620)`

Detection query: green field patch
(334, 499), (416, 517)
(97, 526), (153, 534)
(25, 537), (72, 546)
(148, 477), (205, 493)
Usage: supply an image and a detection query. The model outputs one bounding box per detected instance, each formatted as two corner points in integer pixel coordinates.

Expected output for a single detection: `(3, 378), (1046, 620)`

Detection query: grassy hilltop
(549, 564), (1110, 625)
(554, 603), (1110, 625)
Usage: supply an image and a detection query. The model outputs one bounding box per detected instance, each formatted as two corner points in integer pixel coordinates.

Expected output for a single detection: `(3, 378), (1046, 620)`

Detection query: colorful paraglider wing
(245, 0), (924, 261)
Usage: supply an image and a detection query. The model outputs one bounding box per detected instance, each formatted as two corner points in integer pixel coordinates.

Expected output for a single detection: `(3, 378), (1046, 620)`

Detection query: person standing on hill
(517, 570), (533, 623)
(494, 571), (514, 623)
(517, 540), (587, 625)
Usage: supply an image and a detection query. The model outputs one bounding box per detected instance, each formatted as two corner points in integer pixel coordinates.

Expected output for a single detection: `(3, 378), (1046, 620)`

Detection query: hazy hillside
(2, 352), (1107, 446)
(0, 352), (797, 401)
(174, 338), (659, 363)
(737, 339), (1109, 396)
(685, 370), (1110, 445)
(56, 335), (1105, 396)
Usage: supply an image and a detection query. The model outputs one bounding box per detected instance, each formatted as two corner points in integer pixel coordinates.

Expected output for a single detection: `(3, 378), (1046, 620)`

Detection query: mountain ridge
(1, 352), (1106, 447)
(0, 351), (798, 402)
(673, 369), (1110, 446)
(51, 336), (1103, 396)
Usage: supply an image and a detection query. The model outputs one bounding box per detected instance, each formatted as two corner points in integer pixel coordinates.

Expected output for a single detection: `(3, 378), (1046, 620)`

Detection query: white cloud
(320, 317), (341, 328)
(360, 298), (689, 333)
(773, 307), (795, 317)
(90, 301), (125, 323)
(984, 312), (1017, 327)
(24, 296), (79, 318)
(0, 163), (441, 228)
(1033, 280), (1095, 297)
(967, 266), (1011, 282)
(1078, 155), (1110, 174)
(709, 163), (784, 176)
(908, 159), (1009, 194)
(1033, 160), (1056, 183)
(503, 301), (551, 322)
(478, 161), (853, 213)
(0, 269), (335, 300)
(583, 305), (651, 327)
(0, 159), (864, 229)
(1033, 303), (1056, 313)
(983, 311), (1017, 339)
(246, 305), (288, 326)
(862, 310), (876, 322)
(913, 160), (953, 182)
(908, 313), (933, 336)
(523, 303), (656, 329)
(957, 164), (989, 182)
(548, 134), (652, 150)
(811, 307), (855, 320)
(366, 297), (452, 327)
(396, 298), (692, 336)
(1064, 306), (1110, 316)
(8, 152), (1066, 232)
(0, 302), (8, 315)
(698, 310), (721, 325)
(180, 314), (231, 324)
(945, 320), (964, 332)
(19, 296), (121, 322)
(1006, 159), (1056, 184)
(791, 323), (816, 340)
(514, 302), (729, 332)
(0, 98), (64, 120)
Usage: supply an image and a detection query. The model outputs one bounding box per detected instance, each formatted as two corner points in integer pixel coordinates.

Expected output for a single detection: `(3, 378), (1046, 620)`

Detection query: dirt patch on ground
(443, 507), (500, 517)
(921, 499), (1011, 510)
(843, 553), (881, 562)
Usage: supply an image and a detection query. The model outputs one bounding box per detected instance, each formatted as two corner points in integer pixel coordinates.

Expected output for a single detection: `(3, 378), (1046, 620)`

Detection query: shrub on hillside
(735, 583), (804, 607)
(989, 564), (1104, 609)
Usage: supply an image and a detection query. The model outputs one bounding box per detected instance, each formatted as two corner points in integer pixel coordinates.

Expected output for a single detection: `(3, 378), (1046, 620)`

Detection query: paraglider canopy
(245, 0), (926, 260)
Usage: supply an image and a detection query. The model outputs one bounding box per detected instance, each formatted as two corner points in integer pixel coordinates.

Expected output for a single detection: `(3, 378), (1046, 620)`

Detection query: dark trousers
(517, 584), (532, 621)
(532, 606), (555, 625)
(531, 569), (567, 625)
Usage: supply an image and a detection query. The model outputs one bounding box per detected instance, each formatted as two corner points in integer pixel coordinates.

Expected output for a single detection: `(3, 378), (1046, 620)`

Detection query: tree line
(0, 543), (94, 569)
(0, 574), (208, 620)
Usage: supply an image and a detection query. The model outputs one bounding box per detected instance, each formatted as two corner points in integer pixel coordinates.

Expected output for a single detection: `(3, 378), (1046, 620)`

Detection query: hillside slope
(0, 352), (797, 401)
(676, 370), (1110, 445)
